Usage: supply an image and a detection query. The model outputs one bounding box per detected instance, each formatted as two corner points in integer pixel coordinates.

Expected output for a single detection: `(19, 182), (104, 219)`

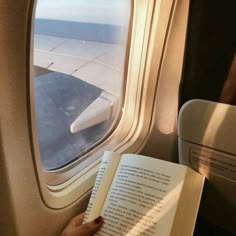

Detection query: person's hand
(61, 212), (103, 236)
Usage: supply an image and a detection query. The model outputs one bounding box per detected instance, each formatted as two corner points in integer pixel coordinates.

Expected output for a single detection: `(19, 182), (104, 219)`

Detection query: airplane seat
(177, 0), (236, 234)
(178, 100), (236, 235)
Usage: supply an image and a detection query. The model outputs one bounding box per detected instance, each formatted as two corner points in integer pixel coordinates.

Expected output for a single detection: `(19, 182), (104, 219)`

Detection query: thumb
(75, 216), (103, 236)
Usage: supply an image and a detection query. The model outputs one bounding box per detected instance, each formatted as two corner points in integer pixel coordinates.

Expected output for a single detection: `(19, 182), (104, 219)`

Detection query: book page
(170, 168), (204, 236)
(96, 154), (188, 236)
(84, 151), (121, 222)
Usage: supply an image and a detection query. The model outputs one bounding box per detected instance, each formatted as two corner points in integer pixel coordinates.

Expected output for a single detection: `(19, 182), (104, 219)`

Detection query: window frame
(29, 0), (176, 209)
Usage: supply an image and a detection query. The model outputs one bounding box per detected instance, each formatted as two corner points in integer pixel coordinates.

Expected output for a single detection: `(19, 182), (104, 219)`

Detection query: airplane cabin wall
(0, 0), (187, 234)
(0, 0), (90, 235)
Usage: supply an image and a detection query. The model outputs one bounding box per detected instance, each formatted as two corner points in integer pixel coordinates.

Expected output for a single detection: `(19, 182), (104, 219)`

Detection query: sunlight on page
(84, 152), (121, 223)
(126, 181), (184, 236)
(95, 154), (187, 236)
(84, 152), (204, 236)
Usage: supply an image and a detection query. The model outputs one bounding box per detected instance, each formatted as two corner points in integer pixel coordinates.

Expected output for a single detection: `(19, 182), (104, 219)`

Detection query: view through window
(33, 0), (131, 170)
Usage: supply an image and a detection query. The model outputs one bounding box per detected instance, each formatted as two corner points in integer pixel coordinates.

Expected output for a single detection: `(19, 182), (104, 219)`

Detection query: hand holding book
(84, 151), (204, 236)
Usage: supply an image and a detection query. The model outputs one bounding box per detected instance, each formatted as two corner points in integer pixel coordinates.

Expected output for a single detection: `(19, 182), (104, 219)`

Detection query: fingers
(74, 216), (103, 236)
(67, 212), (85, 227)
(61, 213), (104, 236)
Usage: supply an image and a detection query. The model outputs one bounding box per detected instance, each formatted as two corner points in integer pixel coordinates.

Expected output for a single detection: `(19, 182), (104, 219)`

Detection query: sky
(35, 0), (130, 25)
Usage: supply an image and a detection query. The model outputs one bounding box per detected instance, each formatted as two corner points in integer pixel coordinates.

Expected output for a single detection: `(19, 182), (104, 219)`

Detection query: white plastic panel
(178, 99), (236, 232)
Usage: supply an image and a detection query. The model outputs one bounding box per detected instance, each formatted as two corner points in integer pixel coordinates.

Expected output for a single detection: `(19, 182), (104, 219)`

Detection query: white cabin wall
(141, 0), (189, 162)
(0, 0), (90, 235)
(0, 0), (189, 235)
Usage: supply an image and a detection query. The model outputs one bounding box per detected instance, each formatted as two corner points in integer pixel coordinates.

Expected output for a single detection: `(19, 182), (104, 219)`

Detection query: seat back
(178, 99), (236, 233)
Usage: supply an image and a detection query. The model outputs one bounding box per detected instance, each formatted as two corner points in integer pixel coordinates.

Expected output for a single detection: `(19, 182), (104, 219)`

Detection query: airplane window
(33, 0), (131, 170)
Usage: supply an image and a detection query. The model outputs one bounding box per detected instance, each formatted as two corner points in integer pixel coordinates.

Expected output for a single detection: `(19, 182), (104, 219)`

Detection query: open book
(84, 151), (205, 236)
